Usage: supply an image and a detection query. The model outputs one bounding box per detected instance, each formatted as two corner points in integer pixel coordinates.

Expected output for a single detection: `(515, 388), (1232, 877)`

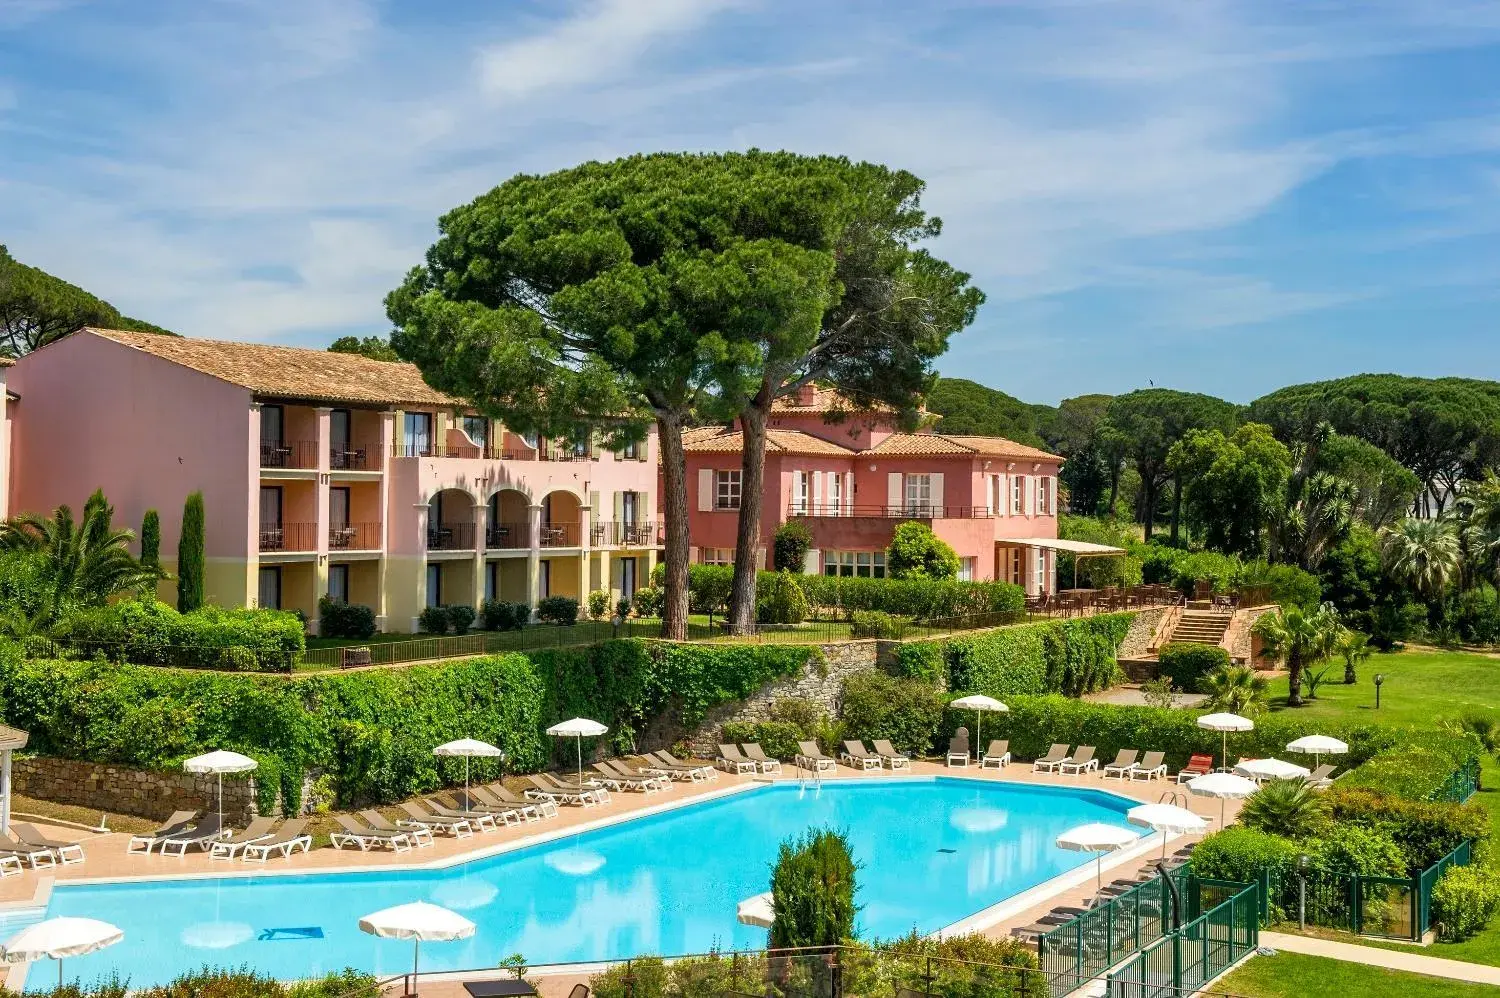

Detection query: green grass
(1217, 952), (1499, 997)
(1264, 649), (1500, 727)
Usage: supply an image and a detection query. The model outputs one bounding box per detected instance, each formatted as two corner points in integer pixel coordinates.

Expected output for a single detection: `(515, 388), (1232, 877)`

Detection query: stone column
(472, 499), (489, 610)
(312, 407), (333, 635)
(526, 503), (542, 614)
(1, 749), (11, 834)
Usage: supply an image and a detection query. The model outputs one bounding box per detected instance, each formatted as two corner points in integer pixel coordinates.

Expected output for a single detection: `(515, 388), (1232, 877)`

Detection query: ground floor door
(257, 566), (282, 610)
(620, 557), (637, 599)
(426, 563), (442, 607)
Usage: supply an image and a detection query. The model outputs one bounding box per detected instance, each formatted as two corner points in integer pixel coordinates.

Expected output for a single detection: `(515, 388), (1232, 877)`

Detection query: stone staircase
(1164, 608), (1233, 647)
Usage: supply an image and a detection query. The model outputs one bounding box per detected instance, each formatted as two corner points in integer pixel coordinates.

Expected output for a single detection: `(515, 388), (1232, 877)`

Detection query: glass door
(257, 566), (281, 609)
(259, 486), (283, 550)
(330, 409), (351, 468)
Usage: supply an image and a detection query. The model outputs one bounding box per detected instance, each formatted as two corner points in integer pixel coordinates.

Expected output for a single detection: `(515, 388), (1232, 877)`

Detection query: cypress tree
(177, 492), (205, 612)
(140, 509), (161, 572)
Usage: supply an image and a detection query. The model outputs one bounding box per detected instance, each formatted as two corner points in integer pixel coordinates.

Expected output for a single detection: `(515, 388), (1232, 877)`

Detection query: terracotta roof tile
(865, 432), (1061, 461)
(683, 426), (855, 457)
(86, 327), (458, 408)
(939, 435), (1062, 462)
(771, 387), (897, 415)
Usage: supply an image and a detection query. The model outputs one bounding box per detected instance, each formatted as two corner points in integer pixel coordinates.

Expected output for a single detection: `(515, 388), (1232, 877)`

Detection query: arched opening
(540, 490), (582, 548)
(486, 489), (530, 550)
(427, 488), (477, 551)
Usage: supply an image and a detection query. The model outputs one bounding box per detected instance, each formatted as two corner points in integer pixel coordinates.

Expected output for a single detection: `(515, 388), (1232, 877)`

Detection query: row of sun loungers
(1010, 843), (1199, 946)
(126, 810), (312, 861)
(0, 823), (86, 873)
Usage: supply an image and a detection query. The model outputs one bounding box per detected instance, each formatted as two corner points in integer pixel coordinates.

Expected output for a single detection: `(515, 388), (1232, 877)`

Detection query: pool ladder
(796, 760), (823, 798)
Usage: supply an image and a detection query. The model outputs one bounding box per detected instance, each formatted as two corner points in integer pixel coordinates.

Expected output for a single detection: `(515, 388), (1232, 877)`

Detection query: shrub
(901, 613), (1132, 698)
(1340, 730), (1482, 801)
(446, 604), (476, 633)
(615, 597), (631, 619)
(1238, 560), (1322, 610)
(286, 970), (381, 998)
(1432, 864), (1500, 941)
(176, 491), (205, 612)
(222, 645), (259, 671)
(687, 564), (734, 614)
(1192, 826), (1301, 917)
(418, 605), (450, 634)
(773, 520), (814, 572)
(1200, 663), (1271, 717)
(317, 597), (376, 640)
(480, 599), (525, 631)
(1239, 779), (1328, 838)
(887, 521), (960, 580)
(632, 585), (663, 618)
(1311, 823), (1406, 878)
(850, 610), (909, 639)
(720, 720), (803, 760)
(1169, 550), (1241, 595)
(1323, 787), (1489, 872)
(58, 599), (304, 672)
(537, 596), (580, 625)
(1157, 642), (1231, 693)
(138, 968), (284, 998)
(1141, 676), (1175, 709)
(140, 509), (161, 573)
(770, 827), (858, 948)
(587, 589), (610, 620)
(890, 640), (943, 682)
(757, 571), (809, 625)
(841, 670), (946, 754)
(794, 574), (1024, 620)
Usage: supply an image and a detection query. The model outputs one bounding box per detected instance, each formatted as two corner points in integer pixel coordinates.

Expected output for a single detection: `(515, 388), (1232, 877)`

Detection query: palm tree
(1336, 629), (1372, 685)
(1239, 778), (1328, 838)
(1379, 516), (1460, 601)
(1201, 663), (1271, 717)
(0, 489), (156, 625)
(1458, 472), (1500, 590)
(1255, 603), (1341, 707)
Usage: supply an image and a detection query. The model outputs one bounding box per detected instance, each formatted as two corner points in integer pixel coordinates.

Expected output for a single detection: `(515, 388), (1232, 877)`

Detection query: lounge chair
(422, 797), (498, 831)
(0, 855), (21, 878)
(239, 819), (312, 862)
(398, 801), (475, 837)
(481, 783), (557, 819)
(158, 814), (226, 857)
(524, 774), (600, 807)
(717, 744), (758, 774)
(1101, 749), (1140, 780)
(541, 771), (613, 803)
(601, 760), (671, 790)
(741, 743), (783, 775)
(840, 740), (882, 771)
(446, 789), (527, 825)
(981, 740), (1011, 769)
(1176, 754), (1215, 783)
(0, 831), (56, 868)
(12, 823), (85, 865)
(1033, 744), (1070, 773)
(127, 810), (198, 855)
(946, 733), (971, 768)
(872, 739), (912, 772)
(592, 761), (661, 793)
(1129, 751), (1168, 781)
(1308, 764), (1337, 788)
(356, 809), (435, 846)
(332, 814), (414, 852)
(206, 817), (277, 861)
(795, 741), (836, 774)
(648, 750), (716, 781)
(1058, 746), (1098, 775)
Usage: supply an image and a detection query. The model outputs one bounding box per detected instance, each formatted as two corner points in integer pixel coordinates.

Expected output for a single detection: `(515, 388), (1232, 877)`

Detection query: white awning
(1002, 538), (1126, 555)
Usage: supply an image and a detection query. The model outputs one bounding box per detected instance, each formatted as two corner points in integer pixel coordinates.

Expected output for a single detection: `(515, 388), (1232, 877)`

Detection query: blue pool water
(25, 778), (1138, 987)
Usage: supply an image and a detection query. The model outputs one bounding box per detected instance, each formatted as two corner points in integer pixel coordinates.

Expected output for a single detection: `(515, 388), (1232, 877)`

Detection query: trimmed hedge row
(0, 637), (814, 808)
(1338, 730), (1482, 801)
(55, 599), (305, 672)
(669, 564), (1026, 621)
(1156, 642), (1231, 693)
(892, 613), (1134, 696)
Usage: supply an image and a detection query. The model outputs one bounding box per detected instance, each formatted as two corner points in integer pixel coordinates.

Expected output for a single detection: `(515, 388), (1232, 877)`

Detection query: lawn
(1264, 648), (1500, 727)
(1217, 952), (1499, 997)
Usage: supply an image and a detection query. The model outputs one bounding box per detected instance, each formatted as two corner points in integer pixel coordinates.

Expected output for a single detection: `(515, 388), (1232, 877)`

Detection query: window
(619, 439), (640, 460)
(260, 405), (285, 467)
(327, 563), (349, 603)
(425, 563), (442, 608)
(257, 567), (282, 610)
(822, 551), (886, 578)
(715, 470), (742, 510)
(1035, 549), (1046, 592)
(792, 472), (810, 514)
(572, 435), (589, 458)
(1012, 475), (1026, 515)
(540, 560), (551, 597)
(905, 473), (932, 513)
(1038, 476), (1052, 515)
(620, 557), (638, 598)
(830, 474), (844, 515)
(329, 486), (350, 529)
(959, 557), (975, 582)
(700, 548), (733, 566)
(461, 416), (488, 453)
(1009, 547), (1023, 584)
(485, 562), (497, 602)
(404, 412), (433, 457)
(620, 491), (638, 526)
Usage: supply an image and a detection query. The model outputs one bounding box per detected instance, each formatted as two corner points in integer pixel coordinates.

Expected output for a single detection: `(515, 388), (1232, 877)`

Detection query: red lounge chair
(1176, 753), (1215, 783)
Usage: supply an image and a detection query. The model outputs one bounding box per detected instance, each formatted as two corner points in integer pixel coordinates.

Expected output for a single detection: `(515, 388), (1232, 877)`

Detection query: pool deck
(0, 759), (1240, 993)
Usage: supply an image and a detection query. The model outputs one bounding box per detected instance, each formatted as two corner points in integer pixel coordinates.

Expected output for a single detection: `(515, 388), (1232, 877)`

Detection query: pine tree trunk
(1170, 474), (1182, 545)
(1287, 652), (1305, 707)
(727, 385), (772, 634)
(1141, 477), (1155, 543)
(656, 412), (690, 641)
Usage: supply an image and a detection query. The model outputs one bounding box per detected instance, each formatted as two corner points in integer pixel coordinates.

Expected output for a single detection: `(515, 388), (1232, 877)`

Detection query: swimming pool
(20, 777), (1141, 988)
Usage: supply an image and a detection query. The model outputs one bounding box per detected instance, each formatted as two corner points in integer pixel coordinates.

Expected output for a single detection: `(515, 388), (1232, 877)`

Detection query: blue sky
(2, 0), (1498, 404)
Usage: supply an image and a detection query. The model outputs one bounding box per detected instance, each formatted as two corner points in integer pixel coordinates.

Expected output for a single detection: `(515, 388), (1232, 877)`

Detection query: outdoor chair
(980, 740), (1011, 768)
(840, 740), (883, 771)
(362, 809), (436, 846)
(12, 823), (85, 865)
(0, 831), (57, 868)
(592, 761), (660, 793)
(1176, 754), (1215, 783)
(1129, 751), (1168, 781)
(157, 813), (227, 857)
(239, 819), (312, 862)
(601, 760), (671, 791)
(127, 810), (198, 855)
(1307, 764), (1337, 788)
(741, 743), (783, 775)
(947, 727), (970, 767)
(1033, 743), (1070, 773)
(716, 744), (758, 774)
(398, 801), (475, 837)
(331, 814), (413, 852)
(477, 784), (553, 820)
(1101, 749), (1139, 780)
(871, 739), (911, 771)
(424, 797), (500, 831)
(1058, 746), (1098, 775)
(205, 817), (277, 861)
(795, 740), (837, 774)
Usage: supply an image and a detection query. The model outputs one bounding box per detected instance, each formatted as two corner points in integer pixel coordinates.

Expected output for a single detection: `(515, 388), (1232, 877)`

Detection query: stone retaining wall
(1117, 607), (1169, 660)
(13, 757), (262, 824)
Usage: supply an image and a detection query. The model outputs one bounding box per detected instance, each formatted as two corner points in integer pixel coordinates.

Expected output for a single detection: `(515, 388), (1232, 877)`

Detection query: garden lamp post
(1297, 854), (1310, 931)
(1374, 673), (1384, 709)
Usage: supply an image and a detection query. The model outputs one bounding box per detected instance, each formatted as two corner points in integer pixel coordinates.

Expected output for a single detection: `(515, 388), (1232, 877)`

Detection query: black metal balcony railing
(540, 522), (579, 548)
(259, 522), (318, 552)
(593, 521), (658, 547)
(329, 521), (381, 551)
(788, 504), (996, 519)
(261, 440), (319, 470)
(426, 522), (477, 551)
(486, 522), (530, 550)
(329, 446), (379, 471)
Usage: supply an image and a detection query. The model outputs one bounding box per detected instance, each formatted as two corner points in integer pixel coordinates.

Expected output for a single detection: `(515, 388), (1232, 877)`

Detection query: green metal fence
(1432, 757), (1481, 804)
(1419, 839), (1473, 936)
(1036, 865), (1191, 992)
(1106, 880), (1259, 998)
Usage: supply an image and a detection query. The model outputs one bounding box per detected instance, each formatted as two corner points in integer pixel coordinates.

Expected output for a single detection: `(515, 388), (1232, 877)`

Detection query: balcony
(330, 446), (381, 472)
(261, 440), (319, 470)
(592, 521), (658, 547)
(788, 504), (995, 519)
(328, 521), (381, 551)
(427, 522), (477, 551)
(260, 522), (318, 553)
(539, 522), (579, 548)
(486, 522), (529, 550)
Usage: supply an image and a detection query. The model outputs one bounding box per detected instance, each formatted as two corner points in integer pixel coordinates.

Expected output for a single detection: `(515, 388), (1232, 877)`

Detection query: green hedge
(894, 613), (1133, 697)
(840, 671), (947, 755)
(0, 637), (814, 807)
(1324, 787), (1488, 872)
(673, 564), (1026, 621)
(1339, 729), (1481, 801)
(56, 599), (305, 671)
(1157, 642), (1231, 693)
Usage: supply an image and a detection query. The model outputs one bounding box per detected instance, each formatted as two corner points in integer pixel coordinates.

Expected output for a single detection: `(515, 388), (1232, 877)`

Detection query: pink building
(9, 328), (659, 632)
(681, 387), (1064, 591)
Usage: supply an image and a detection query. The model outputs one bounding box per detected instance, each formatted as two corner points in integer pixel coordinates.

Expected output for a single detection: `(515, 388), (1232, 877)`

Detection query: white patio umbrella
(2, 916), (123, 987)
(432, 738), (504, 806)
(1127, 803), (1208, 858)
(1234, 758), (1311, 783)
(183, 750), (257, 831)
(949, 694), (1008, 759)
(358, 901), (475, 995)
(1056, 822), (1140, 890)
(1196, 712), (1254, 770)
(736, 892), (775, 928)
(1186, 772), (1260, 827)
(1286, 734), (1349, 769)
(546, 718), (608, 784)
